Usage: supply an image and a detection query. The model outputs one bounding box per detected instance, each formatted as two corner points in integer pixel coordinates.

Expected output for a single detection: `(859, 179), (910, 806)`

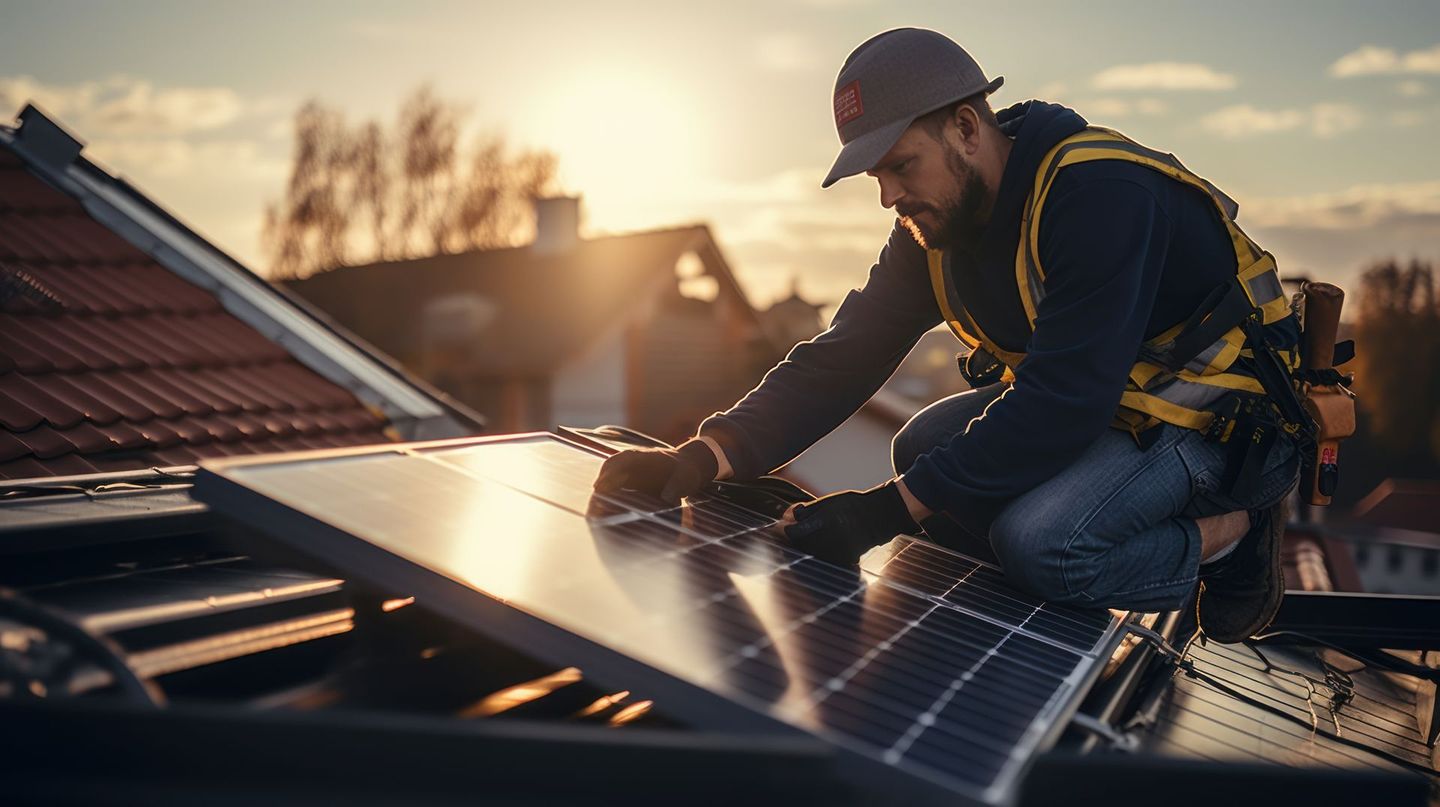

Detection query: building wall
(1352, 536), (1440, 594)
(552, 324), (628, 429)
(629, 290), (773, 445)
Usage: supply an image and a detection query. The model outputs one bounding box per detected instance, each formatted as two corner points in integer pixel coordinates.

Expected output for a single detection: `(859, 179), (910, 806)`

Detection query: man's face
(866, 121), (992, 252)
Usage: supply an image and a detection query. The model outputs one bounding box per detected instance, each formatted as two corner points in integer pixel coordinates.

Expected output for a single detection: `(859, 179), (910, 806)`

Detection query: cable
(1251, 629), (1440, 683)
(1173, 648), (1434, 777)
(0, 587), (164, 708)
(1130, 625), (1434, 777)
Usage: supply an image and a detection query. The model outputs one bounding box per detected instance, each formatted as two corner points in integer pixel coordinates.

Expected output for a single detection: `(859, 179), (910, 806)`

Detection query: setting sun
(520, 66), (716, 234)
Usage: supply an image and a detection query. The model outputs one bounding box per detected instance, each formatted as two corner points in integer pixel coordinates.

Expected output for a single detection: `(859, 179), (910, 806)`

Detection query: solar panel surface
(195, 434), (1124, 804)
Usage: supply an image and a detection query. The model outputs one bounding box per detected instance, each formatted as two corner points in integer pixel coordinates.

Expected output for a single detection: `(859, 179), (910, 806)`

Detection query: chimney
(532, 195), (581, 254)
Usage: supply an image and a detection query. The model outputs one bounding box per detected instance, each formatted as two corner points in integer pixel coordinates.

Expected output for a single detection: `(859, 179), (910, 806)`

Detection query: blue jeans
(891, 384), (1301, 612)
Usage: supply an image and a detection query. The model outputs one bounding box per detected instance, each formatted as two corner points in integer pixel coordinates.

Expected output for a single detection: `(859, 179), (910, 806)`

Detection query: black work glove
(592, 440), (720, 505)
(783, 482), (920, 566)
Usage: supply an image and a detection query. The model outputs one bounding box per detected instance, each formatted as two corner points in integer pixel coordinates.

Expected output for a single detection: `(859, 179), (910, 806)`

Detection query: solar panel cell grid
(201, 435), (1121, 804)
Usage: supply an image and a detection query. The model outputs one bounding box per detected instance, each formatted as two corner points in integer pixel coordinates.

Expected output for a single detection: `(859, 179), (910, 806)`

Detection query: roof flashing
(14, 104), (84, 174)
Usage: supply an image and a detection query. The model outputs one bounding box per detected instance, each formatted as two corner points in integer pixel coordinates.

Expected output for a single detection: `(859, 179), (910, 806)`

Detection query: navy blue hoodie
(698, 101), (1241, 525)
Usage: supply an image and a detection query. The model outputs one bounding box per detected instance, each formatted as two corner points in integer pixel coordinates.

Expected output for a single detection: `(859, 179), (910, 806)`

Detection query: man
(594, 28), (1301, 642)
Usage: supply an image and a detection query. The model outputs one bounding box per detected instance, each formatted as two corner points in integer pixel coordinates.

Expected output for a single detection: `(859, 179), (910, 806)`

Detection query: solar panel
(194, 433), (1125, 805)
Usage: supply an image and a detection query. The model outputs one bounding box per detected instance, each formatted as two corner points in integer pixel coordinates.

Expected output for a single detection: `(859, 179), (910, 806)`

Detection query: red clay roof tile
(26, 374), (124, 425)
(38, 453), (104, 476)
(0, 372), (85, 429)
(129, 418), (185, 450)
(0, 429), (31, 462)
(2, 314), (118, 371)
(0, 147), (401, 479)
(91, 421), (150, 451)
(0, 166), (80, 213)
(187, 415), (244, 444)
(59, 317), (147, 370)
(141, 368), (215, 416)
(69, 372), (155, 422)
(162, 416), (215, 446)
(0, 455), (58, 479)
(45, 421), (120, 454)
(98, 369), (186, 420)
(0, 321), (62, 373)
(12, 424), (83, 459)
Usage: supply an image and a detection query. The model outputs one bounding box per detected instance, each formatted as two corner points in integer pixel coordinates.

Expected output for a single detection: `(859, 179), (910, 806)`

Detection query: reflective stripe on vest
(928, 126), (1294, 433)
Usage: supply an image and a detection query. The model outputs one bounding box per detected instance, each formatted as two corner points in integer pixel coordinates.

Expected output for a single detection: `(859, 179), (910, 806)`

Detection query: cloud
(1308, 102), (1364, 138)
(1091, 62), (1236, 91)
(1201, 102), (1362, 139)
(1397, 79), (1429, 97)
(1034, 82), (1068, 100)
(0, 74), (254, 136)
(1080, 97), (1168, 118)
(1239, 180), (1440, 230)
(755, 33), (824, 73)
(86, 138), (287, 182)
(1329, 43), (1440, 77)
(1239, 181), (1440, 285)
(1200, 104), (1305, 137)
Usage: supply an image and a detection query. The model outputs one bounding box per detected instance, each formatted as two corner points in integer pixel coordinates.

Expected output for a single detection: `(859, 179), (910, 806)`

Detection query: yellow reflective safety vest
(926, 126), (1296, 437)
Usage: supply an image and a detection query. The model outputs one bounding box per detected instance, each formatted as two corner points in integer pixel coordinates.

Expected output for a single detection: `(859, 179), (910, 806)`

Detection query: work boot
(1196, 501), (1287, 643)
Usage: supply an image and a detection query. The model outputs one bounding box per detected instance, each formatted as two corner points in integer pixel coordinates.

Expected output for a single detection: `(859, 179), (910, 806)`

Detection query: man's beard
(898, 147), (991, 252)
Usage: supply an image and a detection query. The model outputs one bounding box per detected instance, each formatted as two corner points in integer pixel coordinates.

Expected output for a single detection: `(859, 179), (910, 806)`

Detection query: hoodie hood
(987, 101), (1089, 245)
(948, 100), (1088, 353)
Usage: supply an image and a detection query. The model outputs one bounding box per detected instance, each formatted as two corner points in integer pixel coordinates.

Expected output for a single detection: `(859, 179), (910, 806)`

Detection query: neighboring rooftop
(286, 222), (757, 377)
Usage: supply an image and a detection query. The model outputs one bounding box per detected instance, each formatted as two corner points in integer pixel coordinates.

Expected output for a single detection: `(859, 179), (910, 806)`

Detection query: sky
(2, 0), (1438, 309)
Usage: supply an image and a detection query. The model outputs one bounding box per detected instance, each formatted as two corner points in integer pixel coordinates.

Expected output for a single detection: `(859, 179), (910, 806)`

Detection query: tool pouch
(1301, 381), (1356, 505)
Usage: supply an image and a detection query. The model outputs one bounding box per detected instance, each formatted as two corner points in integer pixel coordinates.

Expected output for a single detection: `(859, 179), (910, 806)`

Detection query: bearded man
(595, 28), (1302, 642)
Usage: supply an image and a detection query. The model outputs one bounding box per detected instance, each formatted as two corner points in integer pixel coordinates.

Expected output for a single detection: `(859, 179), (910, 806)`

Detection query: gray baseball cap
(822, 28), (1003, 188)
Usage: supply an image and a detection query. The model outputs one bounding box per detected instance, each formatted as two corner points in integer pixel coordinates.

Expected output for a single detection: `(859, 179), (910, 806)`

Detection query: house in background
(755, 276), (825, 351)
(287, 198), (779, 444)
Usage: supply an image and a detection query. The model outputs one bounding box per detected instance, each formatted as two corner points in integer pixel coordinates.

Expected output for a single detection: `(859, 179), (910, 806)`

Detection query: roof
(1353, 479), (1440, 537)
(0, 105), (480, 481)
(286, 224), (753, 376)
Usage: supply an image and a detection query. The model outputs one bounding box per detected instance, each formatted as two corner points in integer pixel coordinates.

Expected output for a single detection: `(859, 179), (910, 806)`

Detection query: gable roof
(0, 105), (480, 481)
(287, 224), (758, 376)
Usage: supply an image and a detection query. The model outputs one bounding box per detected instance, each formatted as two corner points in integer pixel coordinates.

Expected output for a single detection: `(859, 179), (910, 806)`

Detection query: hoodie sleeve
(900, 173), (1173, 527)
(697, 220), (942, 480)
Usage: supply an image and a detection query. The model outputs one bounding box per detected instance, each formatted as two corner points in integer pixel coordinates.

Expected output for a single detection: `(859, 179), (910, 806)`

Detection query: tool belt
(1190, 297), (1356, 504)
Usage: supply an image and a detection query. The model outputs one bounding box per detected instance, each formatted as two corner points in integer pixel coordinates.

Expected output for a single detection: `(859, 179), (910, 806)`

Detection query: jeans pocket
(1180, 430), (1301, 514)
(1174, 431), (1222, 497)
(1242, 436), (1302, 510)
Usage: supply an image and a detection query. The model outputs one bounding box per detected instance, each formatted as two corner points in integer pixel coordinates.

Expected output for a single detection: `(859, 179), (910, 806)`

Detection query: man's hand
(593, 440), (720, 505)
(781, 481), (921, 566)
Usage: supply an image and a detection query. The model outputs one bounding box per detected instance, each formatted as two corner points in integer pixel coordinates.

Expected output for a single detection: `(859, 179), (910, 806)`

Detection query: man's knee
(890, 423), (926, 476)
(989, 508), (1099, 603)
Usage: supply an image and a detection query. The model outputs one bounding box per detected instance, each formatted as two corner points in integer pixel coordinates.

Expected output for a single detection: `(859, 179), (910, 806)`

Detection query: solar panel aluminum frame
(192, 432), (1128, 805)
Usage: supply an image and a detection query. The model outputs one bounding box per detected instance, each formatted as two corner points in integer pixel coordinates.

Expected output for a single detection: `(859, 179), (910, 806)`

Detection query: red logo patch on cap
(834, 80), (863, 128)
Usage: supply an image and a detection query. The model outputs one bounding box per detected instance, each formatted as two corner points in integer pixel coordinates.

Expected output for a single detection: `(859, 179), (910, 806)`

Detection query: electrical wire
(1144, 629), (1437, 778)
(1252, 629), (1440, 683)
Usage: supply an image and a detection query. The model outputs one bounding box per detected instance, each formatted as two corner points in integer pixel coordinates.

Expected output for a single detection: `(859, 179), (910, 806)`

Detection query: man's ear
(948, 103), (983, 155)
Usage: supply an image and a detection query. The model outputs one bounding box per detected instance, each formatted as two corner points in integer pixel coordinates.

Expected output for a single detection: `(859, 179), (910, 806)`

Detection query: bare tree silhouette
(1353, 258), (1440, 461)
(263, 86), (558, 279)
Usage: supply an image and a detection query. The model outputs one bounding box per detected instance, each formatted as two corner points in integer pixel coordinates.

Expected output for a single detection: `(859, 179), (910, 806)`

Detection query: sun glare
(522, 67), (712, 233)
